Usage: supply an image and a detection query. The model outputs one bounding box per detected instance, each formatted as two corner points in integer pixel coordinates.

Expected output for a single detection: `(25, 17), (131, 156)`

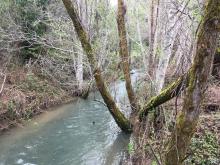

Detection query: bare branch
(0, 73), (6, 96)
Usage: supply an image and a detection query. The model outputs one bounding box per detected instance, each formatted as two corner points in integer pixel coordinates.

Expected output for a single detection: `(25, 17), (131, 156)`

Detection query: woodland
(0, 0), (220, 165)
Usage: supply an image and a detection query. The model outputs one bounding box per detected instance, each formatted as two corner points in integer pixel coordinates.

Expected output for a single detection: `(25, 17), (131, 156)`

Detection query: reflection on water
(0, 73), (139, 165)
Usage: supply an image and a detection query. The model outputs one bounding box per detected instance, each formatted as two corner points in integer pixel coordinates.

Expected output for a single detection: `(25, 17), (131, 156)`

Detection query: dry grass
(0, 67), (73, 132)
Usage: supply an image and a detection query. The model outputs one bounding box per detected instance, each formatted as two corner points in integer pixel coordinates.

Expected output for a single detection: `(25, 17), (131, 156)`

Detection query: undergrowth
(186, 131), (220, 165)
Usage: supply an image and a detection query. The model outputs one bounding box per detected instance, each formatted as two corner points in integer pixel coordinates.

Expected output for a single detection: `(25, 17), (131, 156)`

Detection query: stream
(0, 72), (139, 165)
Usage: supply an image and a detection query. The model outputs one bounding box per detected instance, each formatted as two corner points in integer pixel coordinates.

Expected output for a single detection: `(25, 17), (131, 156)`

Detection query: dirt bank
(0, 67), (75, 133)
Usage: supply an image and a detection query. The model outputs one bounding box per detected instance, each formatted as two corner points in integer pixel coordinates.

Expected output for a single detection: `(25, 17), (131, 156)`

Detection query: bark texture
(165, 0), (220, 164)
(117, 0), (139, 112)
(62, 0), (132, 133)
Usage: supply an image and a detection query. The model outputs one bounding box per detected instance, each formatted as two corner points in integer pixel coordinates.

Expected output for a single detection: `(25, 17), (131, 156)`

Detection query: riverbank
(0, 74), (131, 165)
(143, 83), (220, 164)
(0, 64), (123, 133)
(0, 67), (76, 133)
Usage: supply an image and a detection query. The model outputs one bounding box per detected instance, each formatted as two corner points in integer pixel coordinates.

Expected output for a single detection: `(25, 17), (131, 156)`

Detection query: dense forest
(0, 0), (220, 164)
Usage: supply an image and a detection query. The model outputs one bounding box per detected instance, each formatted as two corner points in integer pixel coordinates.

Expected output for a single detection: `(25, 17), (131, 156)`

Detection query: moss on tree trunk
(139, 70), (190, 119)
(62, 0), (132, 133)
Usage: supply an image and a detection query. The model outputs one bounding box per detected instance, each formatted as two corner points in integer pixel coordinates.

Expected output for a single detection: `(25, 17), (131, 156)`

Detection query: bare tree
(62, 0), (132, 133)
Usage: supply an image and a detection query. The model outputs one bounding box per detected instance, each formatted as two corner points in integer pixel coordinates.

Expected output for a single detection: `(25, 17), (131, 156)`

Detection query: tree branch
(0, 73), (6, 96)
(139, 68), (190, 119)
(139, 47), (220, 119)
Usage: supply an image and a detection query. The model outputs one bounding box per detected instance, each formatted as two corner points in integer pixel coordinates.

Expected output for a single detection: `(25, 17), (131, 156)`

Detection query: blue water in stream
(0, 71), (139, 165)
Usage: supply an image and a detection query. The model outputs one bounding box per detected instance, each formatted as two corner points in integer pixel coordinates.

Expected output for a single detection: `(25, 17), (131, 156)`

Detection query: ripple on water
(24, 145), (33, 149)
(19, 152), (27, 156)
(16, 158), (24, 164)
(57, 130), (62, 134)
(66, 125), (73, 129)
(0, 73), (140, 165)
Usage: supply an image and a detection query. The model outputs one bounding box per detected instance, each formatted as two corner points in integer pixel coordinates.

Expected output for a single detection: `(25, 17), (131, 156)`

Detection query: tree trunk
(117, 0), (139, 112)
(76, 52), (83, 91)
(212, 48), (220, 78)
(136, 10), (146, 72)
(62, 0), (132, 133)
(148, 0), (157, 77)
(165, 0), (220, 164)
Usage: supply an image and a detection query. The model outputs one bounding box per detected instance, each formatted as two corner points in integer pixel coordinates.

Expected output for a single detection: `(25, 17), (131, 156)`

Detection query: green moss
(139, 74), (186, 119)
(128, 142), (135, 154)
(217, 47), (220, 54)
(176, 112), (184, 127)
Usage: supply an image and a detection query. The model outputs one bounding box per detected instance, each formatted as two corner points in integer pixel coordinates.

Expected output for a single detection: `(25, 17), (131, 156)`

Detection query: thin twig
(0, 73), (6, 96)
(148, 142), (162, 165)
(93, 99), (107, 107)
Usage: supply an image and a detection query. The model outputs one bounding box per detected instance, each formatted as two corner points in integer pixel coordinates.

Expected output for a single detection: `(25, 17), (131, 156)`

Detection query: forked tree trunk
(165, 0), (220, 164)
(117, 0), (139, 112)
(62, 0), (132, 133)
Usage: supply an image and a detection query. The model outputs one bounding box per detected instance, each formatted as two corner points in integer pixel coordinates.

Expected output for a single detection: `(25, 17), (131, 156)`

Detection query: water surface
(0, 73), (139, 165)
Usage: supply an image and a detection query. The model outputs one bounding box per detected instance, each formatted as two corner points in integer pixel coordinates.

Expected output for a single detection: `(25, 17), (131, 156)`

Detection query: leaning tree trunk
(117, 0), (139, 112)
(139, 69), (190, 118)
(165, 0), (220, 164)
(62, 0), (132, 133)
